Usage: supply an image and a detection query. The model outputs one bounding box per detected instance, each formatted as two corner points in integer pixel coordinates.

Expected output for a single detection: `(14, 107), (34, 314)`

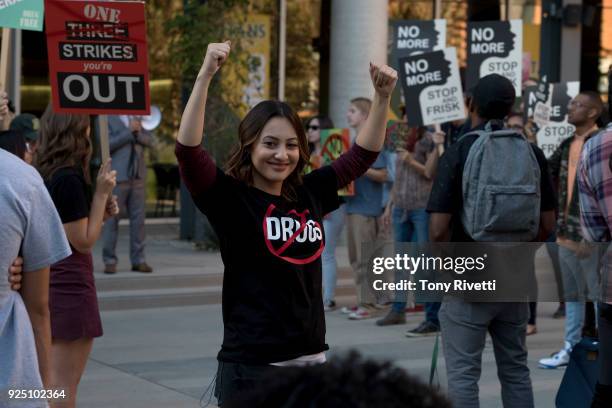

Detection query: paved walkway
(79, 224), (569, 407)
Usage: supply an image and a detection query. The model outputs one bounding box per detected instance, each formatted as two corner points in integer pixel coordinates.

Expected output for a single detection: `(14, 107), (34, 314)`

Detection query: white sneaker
(340, 305), (358, 314)
(348, 306), (379, 320)
(348, 308), (370, 320)
(539, 345), (571, 369)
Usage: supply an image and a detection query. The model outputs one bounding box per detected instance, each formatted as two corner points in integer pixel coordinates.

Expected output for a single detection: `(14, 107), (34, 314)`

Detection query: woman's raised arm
(354, 63), (398, 152)
(331, 63), (397, 188)
(177, 41), (231, 147)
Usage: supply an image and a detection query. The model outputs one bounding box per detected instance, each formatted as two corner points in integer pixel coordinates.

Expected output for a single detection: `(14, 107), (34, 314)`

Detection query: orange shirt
(557, 126), (598, 248)
(566, 138), (584, 214)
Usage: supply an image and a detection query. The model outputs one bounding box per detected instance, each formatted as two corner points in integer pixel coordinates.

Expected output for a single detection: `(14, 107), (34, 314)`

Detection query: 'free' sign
(45, 0), (150, 115)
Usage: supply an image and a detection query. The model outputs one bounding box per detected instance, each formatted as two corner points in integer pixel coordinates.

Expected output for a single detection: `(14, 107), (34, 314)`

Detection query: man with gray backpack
(426, 74), (556, 407)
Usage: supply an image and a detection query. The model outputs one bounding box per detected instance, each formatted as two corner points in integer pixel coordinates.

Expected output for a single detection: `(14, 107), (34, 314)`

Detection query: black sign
(399, 48), (465, 127)
(466, 20), (522, 94)
(389, 20), (446, 120)
(57, 72), (146, 110)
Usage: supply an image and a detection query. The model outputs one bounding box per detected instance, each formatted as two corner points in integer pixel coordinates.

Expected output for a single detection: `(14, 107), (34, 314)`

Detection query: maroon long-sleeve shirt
(175, 141), (378, 197)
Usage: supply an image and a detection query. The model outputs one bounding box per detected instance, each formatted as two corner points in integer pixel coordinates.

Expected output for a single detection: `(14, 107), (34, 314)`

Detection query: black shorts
(214, 360), (284, 407)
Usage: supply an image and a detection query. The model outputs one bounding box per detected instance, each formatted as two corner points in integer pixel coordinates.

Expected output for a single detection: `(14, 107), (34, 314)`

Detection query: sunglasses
(307, 125), (320, 131)
(568, 100), (591, 110)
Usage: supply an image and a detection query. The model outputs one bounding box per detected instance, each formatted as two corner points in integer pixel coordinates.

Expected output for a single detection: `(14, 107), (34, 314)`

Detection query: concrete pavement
(78, 223), (570, 407)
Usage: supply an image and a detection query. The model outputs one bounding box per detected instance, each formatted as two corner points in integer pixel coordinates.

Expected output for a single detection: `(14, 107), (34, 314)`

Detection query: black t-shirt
(441, 118), (472, 148)
(426, 124), (556, 242)
(46, 167), (91, 224)
(192, 165), (340, 364)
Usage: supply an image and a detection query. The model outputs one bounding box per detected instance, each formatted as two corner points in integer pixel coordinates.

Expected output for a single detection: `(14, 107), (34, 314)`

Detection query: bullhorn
(141, 105), (161, 131)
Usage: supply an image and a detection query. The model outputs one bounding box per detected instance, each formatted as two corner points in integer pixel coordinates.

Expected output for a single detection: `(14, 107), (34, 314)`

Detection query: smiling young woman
(224, 103), (309, 200)
(175, 41), (397, 406)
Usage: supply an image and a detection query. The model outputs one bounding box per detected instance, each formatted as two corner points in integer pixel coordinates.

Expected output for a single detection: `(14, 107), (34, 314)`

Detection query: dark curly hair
(223, 351), (452, 408)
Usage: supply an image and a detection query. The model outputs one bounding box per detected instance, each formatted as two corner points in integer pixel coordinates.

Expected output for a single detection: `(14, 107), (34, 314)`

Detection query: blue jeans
(558, 245), (601, 348)
(390, 208), (440, 324)
(322, 205), (346, 303)
(545, 232), (565, 300)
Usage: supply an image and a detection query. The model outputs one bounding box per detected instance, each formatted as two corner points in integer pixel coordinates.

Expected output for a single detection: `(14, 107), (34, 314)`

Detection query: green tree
(145, 0), (183, 161)
(285, 0), (320, 112)
(166, 0), (251, 164)
(249, 0), (321, 113)
(165, 0), (253, 246)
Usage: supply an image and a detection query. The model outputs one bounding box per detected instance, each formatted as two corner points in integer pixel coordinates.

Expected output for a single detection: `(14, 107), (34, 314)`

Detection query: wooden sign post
(98, 115), (110, 163)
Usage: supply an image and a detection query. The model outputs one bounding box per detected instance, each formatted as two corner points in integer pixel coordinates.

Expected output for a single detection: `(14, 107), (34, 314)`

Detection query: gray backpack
(461, 122), (541, 242)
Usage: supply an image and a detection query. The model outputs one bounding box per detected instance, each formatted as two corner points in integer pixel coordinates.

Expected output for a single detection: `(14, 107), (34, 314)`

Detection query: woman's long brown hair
(224, 100), (310, 201)
(36, 104), (92, 183)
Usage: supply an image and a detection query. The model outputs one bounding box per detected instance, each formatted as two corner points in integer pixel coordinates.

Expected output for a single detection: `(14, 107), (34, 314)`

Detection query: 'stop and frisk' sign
(466, 20), (523, 96)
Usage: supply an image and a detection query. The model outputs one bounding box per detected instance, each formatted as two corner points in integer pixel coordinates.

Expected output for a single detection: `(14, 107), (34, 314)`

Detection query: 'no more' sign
(466, 20), (523, 96)
(45, 0), (150, 114)
(398, 48), (465, 127)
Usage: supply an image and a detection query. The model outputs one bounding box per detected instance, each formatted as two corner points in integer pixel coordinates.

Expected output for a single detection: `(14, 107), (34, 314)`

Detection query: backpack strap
(457, 129), (488, 144)
(489, 129), (526, 140)
(458, 120), (526, 143)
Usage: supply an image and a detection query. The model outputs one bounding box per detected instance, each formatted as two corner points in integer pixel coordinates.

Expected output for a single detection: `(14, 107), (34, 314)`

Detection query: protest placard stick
(0, 28), (12, 130)
(98, 115), (110, 163)
(434, 123), (444, 155)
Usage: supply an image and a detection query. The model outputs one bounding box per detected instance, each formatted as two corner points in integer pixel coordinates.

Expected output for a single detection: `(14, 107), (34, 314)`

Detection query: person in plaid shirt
(578, 115), (612, 407)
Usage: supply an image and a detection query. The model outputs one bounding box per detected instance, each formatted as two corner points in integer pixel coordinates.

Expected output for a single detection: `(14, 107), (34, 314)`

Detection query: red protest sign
(45, 0), (149, 115)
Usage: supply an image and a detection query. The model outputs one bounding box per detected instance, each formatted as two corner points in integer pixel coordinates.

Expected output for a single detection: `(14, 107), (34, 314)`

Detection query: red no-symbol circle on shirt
(262, 204), (325, 265)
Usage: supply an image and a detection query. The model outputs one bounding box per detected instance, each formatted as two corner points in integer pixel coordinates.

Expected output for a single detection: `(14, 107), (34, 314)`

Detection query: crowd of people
(1, 39), (611, 408)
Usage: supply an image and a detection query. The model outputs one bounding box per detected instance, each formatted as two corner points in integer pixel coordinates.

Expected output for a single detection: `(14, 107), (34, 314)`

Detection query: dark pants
(214, 361), (284, 407)
(425, 301), (442, 326)
(592, 303), (612, 407)
(102, 180), (146, 266)
(439, 299), (533, 408)
(599, 303), (612, 386)
(390, 208), (440, 325)
(528, 302), (537, 325)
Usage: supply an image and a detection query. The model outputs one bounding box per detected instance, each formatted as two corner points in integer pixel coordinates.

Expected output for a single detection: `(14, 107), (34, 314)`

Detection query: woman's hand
(8, 257), (23, 291)
(200, 41), (231, 80)
(103, 195), (119, 221)
(95, 159), (117, 197)
(369, 63), (398, 98)
(382, 203), (393, 233)
(397, 147), (414, 165)
(432, 131), (446, 146)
